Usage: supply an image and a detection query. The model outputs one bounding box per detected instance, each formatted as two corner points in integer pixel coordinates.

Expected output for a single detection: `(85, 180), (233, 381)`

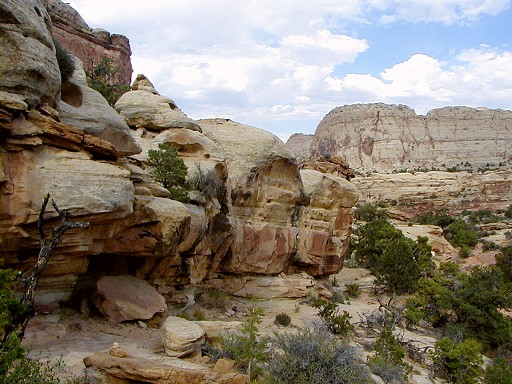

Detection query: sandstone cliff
(0, 0), (357, 311)
(46, 0), (132, 86)
(310, 103), (511, 172)
(285, 103), (512, 213)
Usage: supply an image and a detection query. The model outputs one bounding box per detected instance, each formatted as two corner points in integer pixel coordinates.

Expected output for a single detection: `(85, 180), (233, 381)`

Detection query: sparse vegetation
(274, 313), (291, 327)
(147, 143), (189, 202)
(189, 164), (223, 200)
(345, 283), (361, 298)
(53, 38), (75, 83)
(431, 338), (483, 384)
(308, 297), (353, 336)
(368, 327), (411, 383)
(263, 325), (374, 384)
(86, 56), (130, 106)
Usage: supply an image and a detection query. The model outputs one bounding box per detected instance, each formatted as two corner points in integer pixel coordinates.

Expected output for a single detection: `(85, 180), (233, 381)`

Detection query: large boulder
(92, 275), (167, 323)
(115, 77), (201, 132)
(160, 316), (205, 357)
(58, 57), (142, 156)
(0, 0), (61, 107)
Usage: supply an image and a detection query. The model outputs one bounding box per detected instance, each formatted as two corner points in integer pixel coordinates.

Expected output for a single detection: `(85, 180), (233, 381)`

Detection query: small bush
(416, 209), (454, 227)
(431, 338), (483, 384)
(368, 356), (406, 383)
(53, 38), (75, 83)
(189, 164), (223, 200)
(87, 56), (129, 106)
(264, 325), (374, 384)
(368, 327), (411, 382)
(444, 219), (478, 250)
(274, 313), (291, 327)
(201, 288), (232, 310)
(346, 283), (361, 298)
(309, 298), (353, 336)
(0, 356), (79, 384)
(485, 357), (512, 384)
(147, 143), (189, 202)
(354, 203), (387, 222)
(220, 305), (266, 380)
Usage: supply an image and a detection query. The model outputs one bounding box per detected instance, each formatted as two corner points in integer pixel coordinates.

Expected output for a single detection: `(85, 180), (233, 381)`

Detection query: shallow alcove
(60, 82), (83, 108)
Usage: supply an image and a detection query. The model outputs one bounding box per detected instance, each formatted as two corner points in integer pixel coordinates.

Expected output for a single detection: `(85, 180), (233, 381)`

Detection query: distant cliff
(308, 103), (511, 173)
(46, 0), (132, 86)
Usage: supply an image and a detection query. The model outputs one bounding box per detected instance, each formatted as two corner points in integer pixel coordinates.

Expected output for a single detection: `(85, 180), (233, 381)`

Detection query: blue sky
(67, 0), (512, 141)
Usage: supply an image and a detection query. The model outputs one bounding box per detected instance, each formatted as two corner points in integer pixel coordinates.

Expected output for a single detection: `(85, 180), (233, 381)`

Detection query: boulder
(84, 351), (248, 384)
(115, 83), (201, 131)
(160, 316), (205, 357)
(285, 133), (313, 164)
(0, 0), (61, 107)
(194, 321), (243, 346)
(58, 57), (142, 156)
(92, 275), (167, 323)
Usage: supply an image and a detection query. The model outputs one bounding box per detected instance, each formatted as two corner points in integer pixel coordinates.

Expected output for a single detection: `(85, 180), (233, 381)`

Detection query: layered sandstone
(46, 0), (132, 85)
(310, 103), (512, 172)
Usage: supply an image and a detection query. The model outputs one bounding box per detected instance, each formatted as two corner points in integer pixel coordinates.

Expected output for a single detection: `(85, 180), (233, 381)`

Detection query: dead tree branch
(10, 193), (89, 341)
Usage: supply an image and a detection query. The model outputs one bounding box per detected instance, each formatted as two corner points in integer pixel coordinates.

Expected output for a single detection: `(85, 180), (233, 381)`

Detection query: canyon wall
(0, 0), (357, 310)
(45, 0), (132, 85)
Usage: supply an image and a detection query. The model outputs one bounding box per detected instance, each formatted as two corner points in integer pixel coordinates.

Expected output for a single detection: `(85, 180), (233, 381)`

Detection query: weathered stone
(115, 88), (201, 131)
(0, 0), (61, 107)
(311, 103), (512, 172)
(84, 351), (247, 384)
(206, 273), (316, 299)
(285, 133), (313, 164)
(47, 0), (132, 86)
(58, 57), (142, 156)
(160, 316), (205, 357)
(194, 321), (242, 346)
(92, 275), (167, 323)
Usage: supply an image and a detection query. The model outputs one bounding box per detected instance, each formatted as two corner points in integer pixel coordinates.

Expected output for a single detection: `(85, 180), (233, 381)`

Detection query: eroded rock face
(0, 0), (61, 107)
(285, 133), (313, 165)
(311, 103), (512, 172)
(47, 0), (132, 86)
(59, 57), (142, 156)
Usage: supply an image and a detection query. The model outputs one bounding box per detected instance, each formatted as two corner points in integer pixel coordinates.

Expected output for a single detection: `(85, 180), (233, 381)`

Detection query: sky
(66, 0), (512, 141)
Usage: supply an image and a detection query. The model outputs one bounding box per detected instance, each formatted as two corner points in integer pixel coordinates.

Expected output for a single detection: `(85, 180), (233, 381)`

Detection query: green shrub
(53, 39), (75, 83)
(496, 246), (512, 282)
(264, 325), (374, 384)
(346, 283), (361, 298)
(87, 57), (130, 106)
(485, 357), (512, 384)
(368, 327), (411, 382)
(431, 338), (483, 384)
(0, 356), (79, 384)
(309, 298), (353, 336)
(416, 209), (454, 227)
(354, 203), (387, 222)
(444, 219), (478, 250)
(352, 219), (434, 294)
(201, 288), (232, 310)
(274, 313), (291, 327)
(189, 164), (223, 200)
(147, 143), (189, 202)
(220, 305), (267, 380)
(406, 264), (512, 348)
(505, 205), (512, 219)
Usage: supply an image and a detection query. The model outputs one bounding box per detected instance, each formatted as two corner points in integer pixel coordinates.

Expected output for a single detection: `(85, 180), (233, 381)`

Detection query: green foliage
(468, 209), (501, 224)
(496, 246), (512, 282)
(0, 356), (79, 384)
(220, 305), (267, 380)
(485, 357), (512, 384)
(53, 39), (75, 83)
(87, 57), (130, 106)
(352, 219), (434, 294)
(368, 328), (411, 382)
(444, 219), (478, 250)
(309, 297), (353, 336)
(147, 143), (189, 202)
(406, 264), (512, 348)
(200, 288), (232, 310)
(354, 203), (387, 222)
(431, 338), (483, 384)
(189, 164), (223, 199)
(0, 261), (26, 376)
(505, 205), (512, 219)
(263, 325), (374, 384)
(274, 313), (291, 327)
(416, 209), (454, 227)
(345, 283), (361, 298)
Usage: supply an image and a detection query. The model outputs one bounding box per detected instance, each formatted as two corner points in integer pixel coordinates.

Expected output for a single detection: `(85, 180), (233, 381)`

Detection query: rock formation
(46, 0), (132, 86)
(0, 0), (357, 313)
(285, 103), (512, 213)
(310, 103), (511, 172)
(284, 133), (313, 165)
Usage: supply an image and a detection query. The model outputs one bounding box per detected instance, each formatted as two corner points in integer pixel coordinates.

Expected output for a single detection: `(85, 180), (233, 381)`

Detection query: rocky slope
(46, 0), (132, 85)
(0, 0), (357, 314)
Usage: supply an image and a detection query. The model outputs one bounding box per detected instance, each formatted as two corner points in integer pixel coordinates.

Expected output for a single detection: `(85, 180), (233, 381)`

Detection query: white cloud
(65, 0), (512, 138)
